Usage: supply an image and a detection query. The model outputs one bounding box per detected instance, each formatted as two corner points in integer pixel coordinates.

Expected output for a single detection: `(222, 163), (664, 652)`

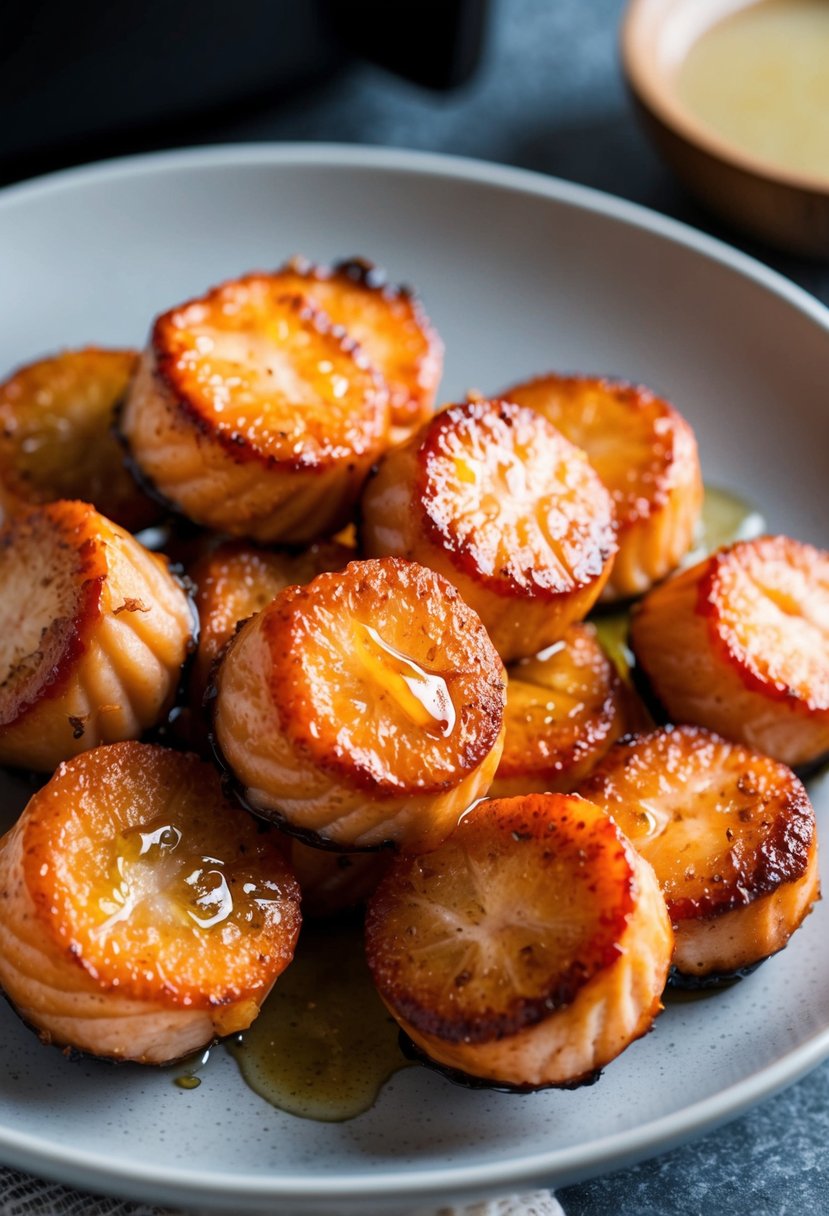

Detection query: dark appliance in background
(0, 0), (489, 184)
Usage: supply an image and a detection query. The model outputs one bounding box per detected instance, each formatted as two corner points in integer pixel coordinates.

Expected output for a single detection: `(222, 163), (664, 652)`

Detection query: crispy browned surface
(631, 536), (829, 766)
(361, 399), (617, 661)
(580, 725), (817, 920)
(0, 501), (196, 769)
(502, 374), (702, 599)
(0, 502), (106, 726)
(212, 556), (506, 851)
(273, 258), (443, 435)
(365, 794), (638, 1044)
(701, 537), (829, 708)
(261, 557), (505, 794)
(152, 277), (388, 471)
(492, 624), (630, 796)
(0, 348), (159, 531)
(190, 539), (352, 694)
(502, 374), (700, 532)
(417, 400), (615, 598)
(120, 274), (392, 542)
(21, 743), (301, 1007)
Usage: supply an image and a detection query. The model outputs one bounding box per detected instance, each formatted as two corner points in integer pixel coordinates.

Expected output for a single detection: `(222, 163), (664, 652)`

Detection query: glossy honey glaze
(227, 919), (409, 1121)
(677, 0), (829, 181)
(352, 621), (456, 738)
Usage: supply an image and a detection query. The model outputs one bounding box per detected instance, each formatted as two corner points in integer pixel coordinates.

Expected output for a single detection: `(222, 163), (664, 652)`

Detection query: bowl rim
(621, 0), (829, 198)
(0, 141), (828, 1211)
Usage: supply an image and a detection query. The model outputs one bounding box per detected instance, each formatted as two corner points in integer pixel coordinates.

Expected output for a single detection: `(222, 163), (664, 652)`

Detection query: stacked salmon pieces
(0, 257), (822, 1089)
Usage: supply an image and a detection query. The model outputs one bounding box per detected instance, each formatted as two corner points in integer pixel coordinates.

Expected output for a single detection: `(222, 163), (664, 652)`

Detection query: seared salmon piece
(491, 623), (635, 798)
(120, 275), (390, 543)
(0, 501), (195, 771)
(630, 536), (829, 767)
(361, 399), (617, 662)
(365, 793), (672, 1088)
(0, 743), (301, 1063)
(189, 539), (352, 701)
(273, 257), (443, 443)
(211, 557), (506, 852)
(502, 374), (702, 601)
(0, 347), (159, 531)
(580, 725), (819, 981)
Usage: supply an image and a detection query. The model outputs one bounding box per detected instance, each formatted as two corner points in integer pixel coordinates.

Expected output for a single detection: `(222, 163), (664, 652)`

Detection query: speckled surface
(2, 2), (828, 1213)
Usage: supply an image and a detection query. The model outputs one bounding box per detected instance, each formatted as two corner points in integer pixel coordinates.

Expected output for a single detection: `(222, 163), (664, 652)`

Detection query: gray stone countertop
(202, 2), (829, 1211)
(4, 1), (828, 1212)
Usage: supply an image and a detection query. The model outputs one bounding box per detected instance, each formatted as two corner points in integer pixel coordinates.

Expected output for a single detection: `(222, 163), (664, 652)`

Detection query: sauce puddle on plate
(226, 918), (409, 1121)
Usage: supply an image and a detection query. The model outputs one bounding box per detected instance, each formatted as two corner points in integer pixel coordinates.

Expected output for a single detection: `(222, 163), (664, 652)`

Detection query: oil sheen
(227, 919), (409, 1121)
(677, 0), (829, 180)
(352, 621), (456, 737)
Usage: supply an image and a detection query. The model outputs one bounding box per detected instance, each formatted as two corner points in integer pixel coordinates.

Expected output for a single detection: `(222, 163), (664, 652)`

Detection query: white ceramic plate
(0, 145), (826, 1215)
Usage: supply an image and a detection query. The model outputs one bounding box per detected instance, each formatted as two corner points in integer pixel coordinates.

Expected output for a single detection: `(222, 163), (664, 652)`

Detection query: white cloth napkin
(0, 1167), (564, 1216)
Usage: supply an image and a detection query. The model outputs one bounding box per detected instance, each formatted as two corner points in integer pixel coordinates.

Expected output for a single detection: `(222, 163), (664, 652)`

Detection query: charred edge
(398, 1031), (603, 1092)
(667, 959), (767, 991)
(202, 655), (395, 856)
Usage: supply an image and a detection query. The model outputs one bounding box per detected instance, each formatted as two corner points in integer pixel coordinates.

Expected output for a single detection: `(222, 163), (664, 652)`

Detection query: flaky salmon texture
(0, 254), (822, 1093)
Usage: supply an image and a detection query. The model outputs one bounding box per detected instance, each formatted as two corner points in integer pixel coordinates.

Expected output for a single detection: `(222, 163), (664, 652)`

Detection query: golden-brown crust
(630, 536), (829, 766)
(0, 348), (160, 532)
(501, 373), (702, 600)
(120, 275), (391, 542)
(491, 625), (631, 797)
(366, 794), (636, 1043)
(153, 284), (386, 471)
(19, 743), (301, 1009)
(0, 501), (196, 770)
(261, 559), (504, 795)
(361, 399), (617, 661)
(580, 725), (816, 920)
(0, 502), (106, 726)
(365, 793), (673, 1087)
(274, 257), (443, 437)
(211, 556), (506, 852)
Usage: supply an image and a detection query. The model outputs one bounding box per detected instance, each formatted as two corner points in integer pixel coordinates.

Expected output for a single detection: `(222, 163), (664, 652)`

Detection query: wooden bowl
(622, 0), (829, 257)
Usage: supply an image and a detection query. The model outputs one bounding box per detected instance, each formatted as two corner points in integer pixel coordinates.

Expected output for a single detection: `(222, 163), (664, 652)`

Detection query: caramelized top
(261, 557), (506, 794)
(700, 536), (829, 710)
(365, 793), (637, 1042)
(23, 743), (301, 1006)
(499, 624), (624, 778)
(0, 501), (106, 726)
(190, 539), (352, 686)
(153, 275), (389, 469)
(415, 399), (616, 599)
(273, 258), (443, 430)
(0, 348), (156, 530)
(502, 374), (701, 530)
(581, 725), (816, 919)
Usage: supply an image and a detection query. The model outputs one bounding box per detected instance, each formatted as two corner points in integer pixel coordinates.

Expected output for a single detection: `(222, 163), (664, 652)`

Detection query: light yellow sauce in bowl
(676, 0), (829, 183)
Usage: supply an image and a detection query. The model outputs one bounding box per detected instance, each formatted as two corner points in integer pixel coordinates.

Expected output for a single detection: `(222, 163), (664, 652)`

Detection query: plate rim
(0, 141), (828, 1209)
